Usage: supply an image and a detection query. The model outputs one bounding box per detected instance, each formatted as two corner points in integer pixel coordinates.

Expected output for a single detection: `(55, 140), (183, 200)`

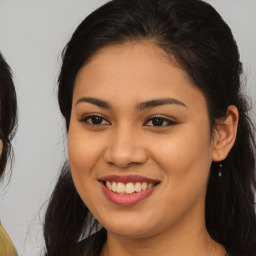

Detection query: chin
(108, 227), (152, 239)
(100, 218), (157, 239)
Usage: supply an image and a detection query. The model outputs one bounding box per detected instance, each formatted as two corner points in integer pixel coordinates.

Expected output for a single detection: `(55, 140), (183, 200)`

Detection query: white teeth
(142, 182), (147, 190)
(134, 182), (142, 192)
(126, 183), (135, 194)
(112, 181), (117, 192)
(106, 181), (112, 190)
(116, 182), (125, 194)
(147, 183), (153, 189)
(106, 181), (156, 194)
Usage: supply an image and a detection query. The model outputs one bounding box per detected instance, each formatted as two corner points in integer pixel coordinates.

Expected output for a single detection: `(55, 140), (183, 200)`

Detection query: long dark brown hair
(0, 52), (17, 178)
(44, 1), (256, 255)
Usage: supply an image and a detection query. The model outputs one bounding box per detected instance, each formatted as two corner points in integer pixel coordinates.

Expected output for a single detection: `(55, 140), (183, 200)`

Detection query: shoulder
(0, 222), (18, 256)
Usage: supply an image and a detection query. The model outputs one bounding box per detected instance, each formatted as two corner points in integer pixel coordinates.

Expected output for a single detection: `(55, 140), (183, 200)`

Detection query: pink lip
(99, 175), (160, 206)
(100, 183), (158, 206)
(99, 175), (160, 184)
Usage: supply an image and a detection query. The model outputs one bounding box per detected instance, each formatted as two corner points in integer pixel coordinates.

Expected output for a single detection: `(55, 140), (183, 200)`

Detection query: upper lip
(98, 175), (160, 184)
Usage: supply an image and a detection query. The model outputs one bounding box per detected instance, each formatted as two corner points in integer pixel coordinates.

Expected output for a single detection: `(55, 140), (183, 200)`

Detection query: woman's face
(68, 42), (216, 238)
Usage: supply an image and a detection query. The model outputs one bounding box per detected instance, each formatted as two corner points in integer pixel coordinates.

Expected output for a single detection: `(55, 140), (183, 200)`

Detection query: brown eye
(81, 115), (110, 125)
(151, 118), (164, 126)
(144, 117), (177, 127)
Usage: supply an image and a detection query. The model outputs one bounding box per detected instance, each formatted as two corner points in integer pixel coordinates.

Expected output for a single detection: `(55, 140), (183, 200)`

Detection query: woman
(44, 0), (256, 256)
(0, 52), (18, 255)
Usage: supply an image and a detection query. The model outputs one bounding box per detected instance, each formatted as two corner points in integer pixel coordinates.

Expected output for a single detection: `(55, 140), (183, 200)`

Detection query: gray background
(0, 1), (255, 256)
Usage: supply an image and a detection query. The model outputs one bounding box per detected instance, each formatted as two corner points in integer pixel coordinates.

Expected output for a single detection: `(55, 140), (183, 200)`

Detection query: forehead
(75, 41), (186, 86)
(73, 42), (206, 110)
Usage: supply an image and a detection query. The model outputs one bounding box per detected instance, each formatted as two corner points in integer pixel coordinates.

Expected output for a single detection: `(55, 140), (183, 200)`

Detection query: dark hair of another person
(43, 0), (256, 256)
(0, 52), (17, 178)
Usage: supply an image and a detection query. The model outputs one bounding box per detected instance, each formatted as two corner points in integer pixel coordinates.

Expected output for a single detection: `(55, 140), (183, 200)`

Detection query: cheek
(146, 126), (212, 228)
(68, 127), (102, 174)
(67, 127), (105, 211)
(67, 122), (106, 200)
(150, 124), (212, 189)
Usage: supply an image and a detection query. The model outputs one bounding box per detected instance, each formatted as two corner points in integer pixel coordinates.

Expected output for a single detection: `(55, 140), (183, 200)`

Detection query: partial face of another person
(68, 42), (217, 238)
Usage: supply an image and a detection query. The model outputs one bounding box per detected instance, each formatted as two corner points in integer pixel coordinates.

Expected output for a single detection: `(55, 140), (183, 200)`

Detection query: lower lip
(100, 182), (158, 206)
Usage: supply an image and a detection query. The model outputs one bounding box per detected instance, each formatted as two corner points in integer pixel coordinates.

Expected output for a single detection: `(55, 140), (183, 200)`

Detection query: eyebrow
(136, 98), (187, 110)
(75, 97), (186, 110)
(75, 97), (112, 108)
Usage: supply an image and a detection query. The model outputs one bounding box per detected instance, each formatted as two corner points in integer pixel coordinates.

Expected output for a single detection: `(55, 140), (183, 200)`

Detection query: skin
(68, 42), (238, 256)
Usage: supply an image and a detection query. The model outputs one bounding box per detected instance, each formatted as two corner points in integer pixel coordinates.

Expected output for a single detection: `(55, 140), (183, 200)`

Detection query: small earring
(218, 162), (223, 177)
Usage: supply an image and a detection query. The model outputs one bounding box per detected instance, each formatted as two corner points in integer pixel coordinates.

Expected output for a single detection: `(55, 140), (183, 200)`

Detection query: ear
(212, 105), (239, 162)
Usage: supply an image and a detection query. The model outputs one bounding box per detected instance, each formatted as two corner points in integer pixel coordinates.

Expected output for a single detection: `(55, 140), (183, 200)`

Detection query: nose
(103, 125), (148, 168)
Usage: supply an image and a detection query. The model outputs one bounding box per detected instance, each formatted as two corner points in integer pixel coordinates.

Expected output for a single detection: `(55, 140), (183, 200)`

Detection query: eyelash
(80, 114), (110, 126)
(80, 114), (177, 127)
(144, 116), (177, 127)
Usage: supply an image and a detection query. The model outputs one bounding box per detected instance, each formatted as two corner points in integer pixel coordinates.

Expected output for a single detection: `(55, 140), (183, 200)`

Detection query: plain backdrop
(0, 1), (255, 255)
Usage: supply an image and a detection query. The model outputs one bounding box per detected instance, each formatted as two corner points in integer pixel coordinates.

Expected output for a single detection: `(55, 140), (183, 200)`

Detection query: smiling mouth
(99, 175), (160, 205)
(100, 180), (160, 194)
